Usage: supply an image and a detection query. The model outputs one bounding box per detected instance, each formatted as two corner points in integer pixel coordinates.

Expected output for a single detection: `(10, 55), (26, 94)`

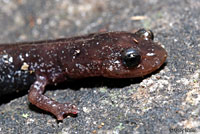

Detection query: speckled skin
(0, 31), (167, 120)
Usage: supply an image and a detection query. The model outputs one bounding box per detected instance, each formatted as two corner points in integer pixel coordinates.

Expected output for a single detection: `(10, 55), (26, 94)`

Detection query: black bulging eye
(121, 48), (141, 68)
(135, 28), (154, 40)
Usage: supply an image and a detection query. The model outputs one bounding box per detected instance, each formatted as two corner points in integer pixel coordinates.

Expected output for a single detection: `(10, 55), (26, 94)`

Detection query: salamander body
(0, 29), (167, 120)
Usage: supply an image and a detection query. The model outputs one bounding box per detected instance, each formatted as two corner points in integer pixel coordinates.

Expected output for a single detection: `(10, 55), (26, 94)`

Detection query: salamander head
(101, 29), (167, 78)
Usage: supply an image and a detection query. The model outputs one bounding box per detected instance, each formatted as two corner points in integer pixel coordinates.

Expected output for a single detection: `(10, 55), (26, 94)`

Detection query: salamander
(0, 29), (167, 120)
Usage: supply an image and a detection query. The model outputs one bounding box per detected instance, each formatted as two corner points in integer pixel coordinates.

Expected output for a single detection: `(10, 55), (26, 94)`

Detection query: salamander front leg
(28, 76), (78, 120)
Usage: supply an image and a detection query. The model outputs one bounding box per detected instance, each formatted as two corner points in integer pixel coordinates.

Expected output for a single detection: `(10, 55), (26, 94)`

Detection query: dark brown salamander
(0, 29), (167, 120)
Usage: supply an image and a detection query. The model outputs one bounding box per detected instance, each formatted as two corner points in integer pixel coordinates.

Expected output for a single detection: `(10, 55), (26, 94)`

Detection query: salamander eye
(121, 48), (141, 68)
(135, 28), (154, 40)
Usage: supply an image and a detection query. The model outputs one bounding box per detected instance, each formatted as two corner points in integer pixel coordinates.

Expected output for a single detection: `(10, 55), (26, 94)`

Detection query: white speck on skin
(21, 62), (29, 70)
(25, 53), (29, 57)
(137, 64), (141, 68)
(75, 49), (80, 54)
(7, 75), (11, 78)
(108, 66), (113, 71)
(65, 68), (68, 73)
(75, 63), (79, 67)
(146, 53), (155, 56)
(52, 104), (57, 107)
(39, 76), (46, 81)
(4, 60), (9, 63)
(114, 60), (120, 64)
(2, 54), (9, 63)
(19, 55), (24, 61)
(8, 57), (13, 63)
(144, 32), (149, 40)
(141, 65), (144, 70)
(2, 54), (8, 59)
